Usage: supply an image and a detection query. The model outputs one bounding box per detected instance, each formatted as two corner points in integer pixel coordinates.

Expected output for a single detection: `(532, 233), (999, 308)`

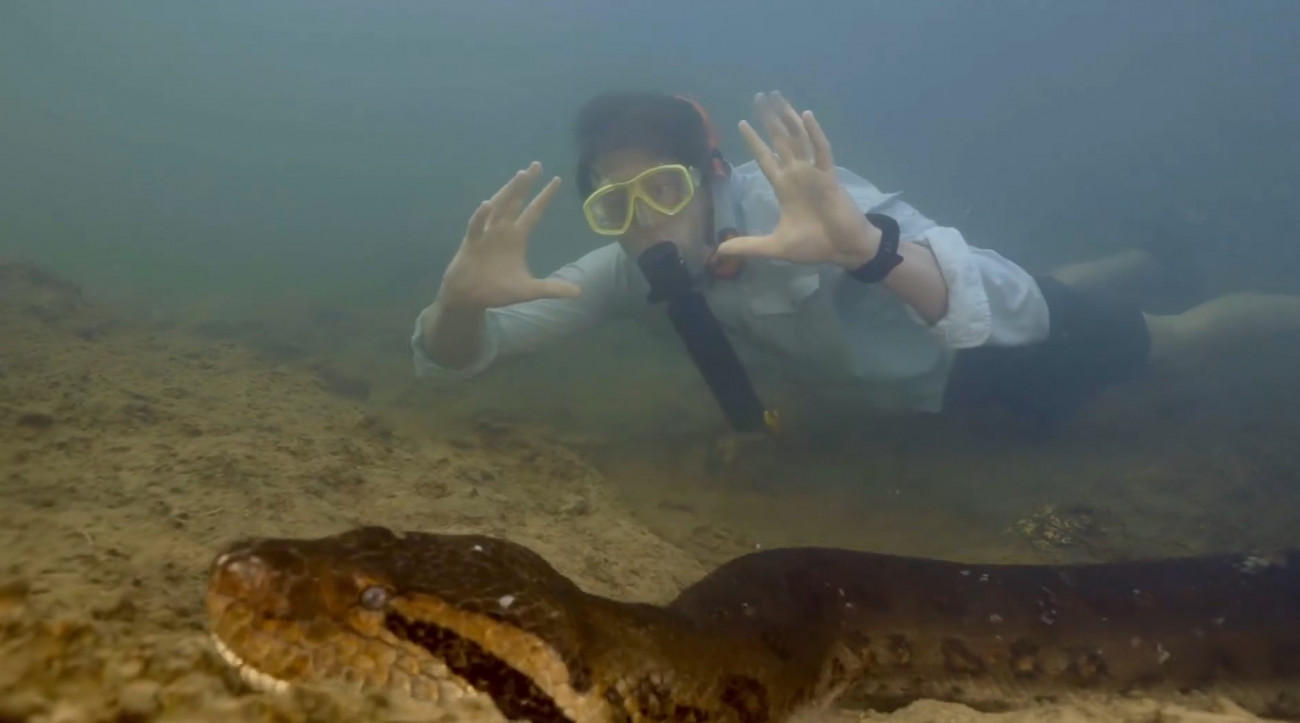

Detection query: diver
(410, 90), (1300, 435)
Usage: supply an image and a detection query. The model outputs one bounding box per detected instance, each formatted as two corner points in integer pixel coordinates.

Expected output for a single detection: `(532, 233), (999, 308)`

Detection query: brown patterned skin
(205, 526), (1300, 722)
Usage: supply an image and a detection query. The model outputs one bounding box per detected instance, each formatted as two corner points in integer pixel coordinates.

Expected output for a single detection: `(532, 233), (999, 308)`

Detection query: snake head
(205, 525), (407, 694)
(205, 526), (593, 721)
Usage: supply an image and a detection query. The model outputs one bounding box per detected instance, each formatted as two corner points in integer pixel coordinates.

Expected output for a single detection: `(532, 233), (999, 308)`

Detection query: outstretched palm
(440, 162), (581, 309)
(715, 91), (881, 270)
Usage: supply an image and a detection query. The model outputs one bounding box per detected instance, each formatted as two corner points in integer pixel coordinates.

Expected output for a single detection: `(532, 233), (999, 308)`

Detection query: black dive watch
(847, 213), (904, 284)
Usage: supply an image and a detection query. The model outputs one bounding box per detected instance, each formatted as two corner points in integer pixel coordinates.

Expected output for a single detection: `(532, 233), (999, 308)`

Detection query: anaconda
(204, 525), (1300, 721)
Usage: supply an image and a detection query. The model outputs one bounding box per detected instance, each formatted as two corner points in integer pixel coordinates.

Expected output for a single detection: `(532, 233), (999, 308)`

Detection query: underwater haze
(3, 0), (1299, 314)
(6, 7), (1300, 716)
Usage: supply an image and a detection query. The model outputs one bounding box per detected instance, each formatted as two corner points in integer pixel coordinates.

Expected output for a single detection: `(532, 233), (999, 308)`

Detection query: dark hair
(573, 91), (713, 198)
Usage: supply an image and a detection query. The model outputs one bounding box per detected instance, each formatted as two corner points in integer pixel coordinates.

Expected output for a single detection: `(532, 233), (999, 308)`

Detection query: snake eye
(359, 585), (392, 611)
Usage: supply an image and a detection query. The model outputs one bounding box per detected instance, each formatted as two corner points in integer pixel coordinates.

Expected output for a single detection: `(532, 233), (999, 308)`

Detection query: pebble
(0, 690), (49, 719)
(37, 701), (91, 723)
(560, 496), (591, 517)
(118, 680), (161, 717)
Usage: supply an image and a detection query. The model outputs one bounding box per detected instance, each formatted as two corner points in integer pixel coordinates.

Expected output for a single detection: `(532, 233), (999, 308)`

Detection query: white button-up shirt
(412, 160), (1049, 414)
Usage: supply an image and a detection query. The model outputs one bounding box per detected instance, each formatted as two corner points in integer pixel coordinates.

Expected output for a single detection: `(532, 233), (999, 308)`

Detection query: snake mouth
(210, 631), (292, 694)
(201, 528), (602, 722)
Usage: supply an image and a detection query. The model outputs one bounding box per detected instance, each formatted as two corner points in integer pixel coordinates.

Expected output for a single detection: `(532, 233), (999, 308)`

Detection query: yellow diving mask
(582, 164), (702, 236)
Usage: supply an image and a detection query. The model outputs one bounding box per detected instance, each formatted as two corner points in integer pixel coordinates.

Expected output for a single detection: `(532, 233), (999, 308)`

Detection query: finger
(714, 233), (787, 260)
(771, 91), (813, 161)
(530, 278), (582, 299)
(501, 161), (542, 219)
(803, 110), (835, 171)
(738, 120), (781, 181)
(488, 164), (532, 207)
(489, 162), (540, 221)
(770, 92), (808, 146)
(517, 175), (562, 232)
(465, 200), (490, 240)
(754, 92), (794, 166)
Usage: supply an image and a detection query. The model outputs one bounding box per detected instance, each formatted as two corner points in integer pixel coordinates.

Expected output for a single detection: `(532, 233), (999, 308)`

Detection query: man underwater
(411, 90), (1300, 433)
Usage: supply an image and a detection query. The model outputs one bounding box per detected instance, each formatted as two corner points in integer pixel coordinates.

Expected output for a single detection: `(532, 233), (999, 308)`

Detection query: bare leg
(1049, 232), (1206, 314)
(1048, 249), (1158, 298)
(1145, 293), (1300, 368)
(1049, 243), (1300, 370)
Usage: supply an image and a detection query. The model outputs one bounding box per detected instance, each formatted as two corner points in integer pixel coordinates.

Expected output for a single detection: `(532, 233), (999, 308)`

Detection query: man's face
(588, 148), (713, 272)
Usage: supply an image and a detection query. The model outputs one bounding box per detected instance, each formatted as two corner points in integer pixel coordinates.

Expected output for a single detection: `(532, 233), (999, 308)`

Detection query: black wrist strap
(848, 213), (903, 283)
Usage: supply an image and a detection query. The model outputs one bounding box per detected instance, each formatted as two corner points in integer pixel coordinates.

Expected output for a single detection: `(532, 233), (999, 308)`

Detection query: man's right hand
(437, 162), (582, 311)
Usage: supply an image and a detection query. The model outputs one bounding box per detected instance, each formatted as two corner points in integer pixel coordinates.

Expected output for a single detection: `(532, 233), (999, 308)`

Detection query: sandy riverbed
(0, 259), (1293, 722)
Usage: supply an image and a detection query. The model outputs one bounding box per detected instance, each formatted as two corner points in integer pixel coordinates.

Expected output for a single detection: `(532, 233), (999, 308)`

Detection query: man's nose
(631, 199), (662, 229)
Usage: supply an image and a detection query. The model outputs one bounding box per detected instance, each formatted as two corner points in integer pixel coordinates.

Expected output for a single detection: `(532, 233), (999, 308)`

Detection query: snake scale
(204, 526), (1300, 721)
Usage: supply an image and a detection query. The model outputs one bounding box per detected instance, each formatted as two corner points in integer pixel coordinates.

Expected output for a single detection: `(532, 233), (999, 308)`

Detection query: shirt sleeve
(837, 166), (1050, 349)
(410, 243), (639, 381)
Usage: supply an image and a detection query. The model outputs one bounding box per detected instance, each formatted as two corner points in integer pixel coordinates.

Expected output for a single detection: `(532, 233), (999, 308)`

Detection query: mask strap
(674, 94), (730, 180)
(674, 93), (741, 277)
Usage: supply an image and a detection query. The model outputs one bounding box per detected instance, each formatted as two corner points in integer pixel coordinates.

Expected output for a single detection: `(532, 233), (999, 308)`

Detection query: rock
(116, 680), (161, 717)
(0, 579), (31, 620)
(41, 700), (93, 723)
(16, 412), (55, 429)
(559, 496), (591, 517)
(0, 690), (48, 719)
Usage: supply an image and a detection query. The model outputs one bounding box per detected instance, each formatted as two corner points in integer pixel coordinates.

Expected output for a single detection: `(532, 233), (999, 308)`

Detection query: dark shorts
(941, 275), (1152, 428)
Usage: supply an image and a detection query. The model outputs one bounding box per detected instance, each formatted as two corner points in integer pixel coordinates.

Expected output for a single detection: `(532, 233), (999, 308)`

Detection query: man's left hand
(714, 91), (881, 270)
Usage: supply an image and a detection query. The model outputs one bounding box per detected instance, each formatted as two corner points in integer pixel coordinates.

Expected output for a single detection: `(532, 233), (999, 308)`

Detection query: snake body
(205, 526), (1300, 721)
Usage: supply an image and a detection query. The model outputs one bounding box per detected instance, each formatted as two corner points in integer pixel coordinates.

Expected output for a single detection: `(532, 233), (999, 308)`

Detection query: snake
(204, 525), (1300, 722)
